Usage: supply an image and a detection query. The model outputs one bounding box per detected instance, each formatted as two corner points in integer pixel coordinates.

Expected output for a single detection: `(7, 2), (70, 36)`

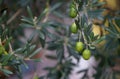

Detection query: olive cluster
(69, 3), (91, 60)
(75, 42), (91, 60)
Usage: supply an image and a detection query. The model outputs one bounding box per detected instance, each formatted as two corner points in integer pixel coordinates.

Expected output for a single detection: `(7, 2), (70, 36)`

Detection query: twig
(42, 1), (50, 23)
(0, 38), (2, 45)
(7, 9), (22, 25)
(2, 24), (14, 54)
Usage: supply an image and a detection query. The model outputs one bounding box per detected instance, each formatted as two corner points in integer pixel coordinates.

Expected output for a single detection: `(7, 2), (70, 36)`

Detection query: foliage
(0, 0), (120, 79)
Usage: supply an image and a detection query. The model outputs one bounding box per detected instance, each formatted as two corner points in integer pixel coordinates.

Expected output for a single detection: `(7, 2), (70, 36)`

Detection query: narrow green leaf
(29, 48), (42, 58)
(0, 68), (13, 75)
(27, 31), (36, 42)
(2, 54), (12, 65)
(47, 43), (61, 50)
(29, 45), (36, 51)
(20, 59), (29, 69)
(38, 31), (45, 40)
(93, 2), (106, 7)
(27, 6), (33, 19)
(0, 10), (7, 23)
(20, 23), (33, 28)
(14, 48), (23, 53)
(50, 3), (62, 12)
(56, 45), (64, 63)
(37, 8), (49, 22)
(92, 36), (106, 45)
(21, 16), (33, 25)
(4, 37), (12, 48)
(67, 45), (80, 61)
(115, 18), (120, 28)
(39, 37), (45, 48)
(37, 30), (46, 48)
(92, 0), (98, 4)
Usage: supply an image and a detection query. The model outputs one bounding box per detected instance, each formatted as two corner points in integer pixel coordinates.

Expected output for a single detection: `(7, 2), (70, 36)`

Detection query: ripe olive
(82, 49), (91, 60)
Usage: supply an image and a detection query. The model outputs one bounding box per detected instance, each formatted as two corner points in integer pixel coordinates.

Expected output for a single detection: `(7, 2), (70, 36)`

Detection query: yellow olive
(99, 0), (120, 11)
(92, 24), (102, 38)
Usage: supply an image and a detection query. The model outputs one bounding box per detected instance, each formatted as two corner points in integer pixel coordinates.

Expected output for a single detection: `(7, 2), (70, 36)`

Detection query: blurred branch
(42, 1), (50, 23)
(7, 9), (22, 25)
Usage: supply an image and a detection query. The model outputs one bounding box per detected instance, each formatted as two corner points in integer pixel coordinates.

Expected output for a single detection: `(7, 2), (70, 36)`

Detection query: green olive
(75, 42), (84, 52)
(70, 22), (78, 33)
(69, 7), (77, 18)
(70, 3), (76, 8)
(0, 45), (5, 55)
(82, 49), (91, 60)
